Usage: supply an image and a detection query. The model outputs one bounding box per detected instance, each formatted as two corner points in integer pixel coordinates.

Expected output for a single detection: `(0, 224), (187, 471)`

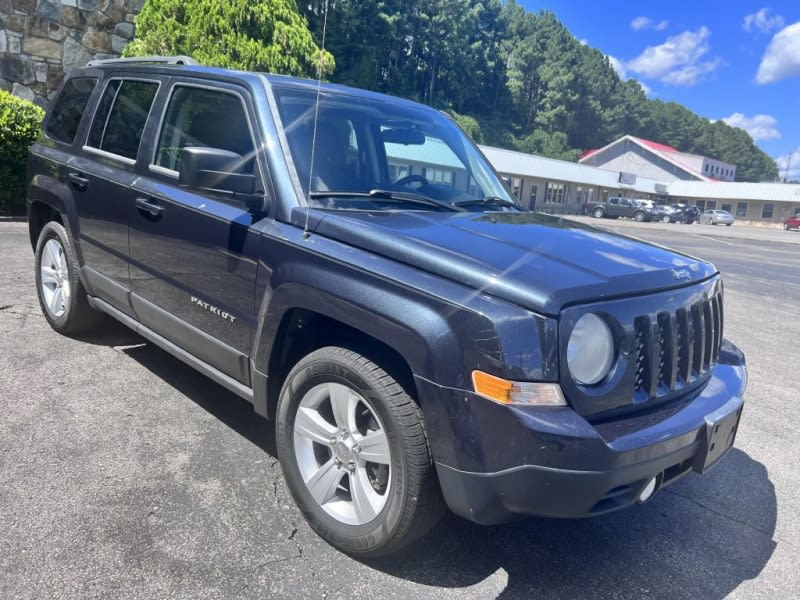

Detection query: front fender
(252, 258), (491, 390)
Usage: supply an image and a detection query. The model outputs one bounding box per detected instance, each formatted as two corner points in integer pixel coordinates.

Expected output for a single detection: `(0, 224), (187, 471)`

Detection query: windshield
(272, 86), (517, 211)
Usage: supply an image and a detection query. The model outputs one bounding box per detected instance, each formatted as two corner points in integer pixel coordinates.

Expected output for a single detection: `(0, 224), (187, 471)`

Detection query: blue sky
(520, 1), (800, 179)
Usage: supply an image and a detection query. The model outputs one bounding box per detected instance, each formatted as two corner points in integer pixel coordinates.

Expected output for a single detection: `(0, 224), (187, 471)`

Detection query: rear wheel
(276, 347), (443, 557)
(633, 211), (646, 222)
(592, 207), (604, 218)
(661, 215), (670, 223)
(34, 221), (100, 335)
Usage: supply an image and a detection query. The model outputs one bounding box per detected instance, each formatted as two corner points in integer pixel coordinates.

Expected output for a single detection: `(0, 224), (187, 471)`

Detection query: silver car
(699, 209), (734, 226)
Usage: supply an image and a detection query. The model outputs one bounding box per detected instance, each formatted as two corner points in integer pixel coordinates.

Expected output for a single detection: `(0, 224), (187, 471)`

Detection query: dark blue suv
(27, 57), (747, 558)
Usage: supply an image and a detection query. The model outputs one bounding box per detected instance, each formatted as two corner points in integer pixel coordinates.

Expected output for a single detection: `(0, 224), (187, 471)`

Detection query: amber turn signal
(471, 371), (566, 406)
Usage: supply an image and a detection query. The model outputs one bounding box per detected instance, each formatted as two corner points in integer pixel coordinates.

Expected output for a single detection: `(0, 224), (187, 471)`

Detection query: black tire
(726, 223), (732, 226)
(633, 211), (646, 222)
(784, 224), (789, 230)
(276, 347), (444, 558)
(34, 221), (101, 335)
(592, 207), (604, 218)
(661, 215), (670, 223)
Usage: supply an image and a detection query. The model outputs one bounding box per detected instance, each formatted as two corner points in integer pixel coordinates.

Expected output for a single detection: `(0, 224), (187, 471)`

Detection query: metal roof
(669, 180), (800, 202)
(387, 137), (464, 169)
(482, 144), (800, 204)
(578, 135), (714, 182)
(480, 145), (667, 194)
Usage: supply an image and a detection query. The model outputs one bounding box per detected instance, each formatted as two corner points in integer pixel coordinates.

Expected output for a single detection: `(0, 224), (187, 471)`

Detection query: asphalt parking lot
(1, 218), (798, 599)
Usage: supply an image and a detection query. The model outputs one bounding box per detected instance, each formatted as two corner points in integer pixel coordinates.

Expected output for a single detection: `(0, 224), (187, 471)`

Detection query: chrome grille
(633, 292), (723, 400)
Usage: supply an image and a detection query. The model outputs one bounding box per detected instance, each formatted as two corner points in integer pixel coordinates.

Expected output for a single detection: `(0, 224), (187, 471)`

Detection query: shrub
(0, 90), (45, 216)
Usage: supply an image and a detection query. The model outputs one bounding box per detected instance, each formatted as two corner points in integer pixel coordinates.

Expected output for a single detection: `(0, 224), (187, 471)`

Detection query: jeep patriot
(27, 57), (746, 557)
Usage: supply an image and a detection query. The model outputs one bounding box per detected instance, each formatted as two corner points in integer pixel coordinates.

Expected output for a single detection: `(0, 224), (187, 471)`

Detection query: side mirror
(179, 146), (256, 195)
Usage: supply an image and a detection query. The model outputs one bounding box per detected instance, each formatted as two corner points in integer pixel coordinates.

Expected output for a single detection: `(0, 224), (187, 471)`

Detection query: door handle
(68, 172), (89, 191)
(135, 197), (165, 217)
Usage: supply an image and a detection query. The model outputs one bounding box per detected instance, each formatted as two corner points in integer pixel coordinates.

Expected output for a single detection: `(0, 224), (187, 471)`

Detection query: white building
(578, 135), (736, 182)
(481, 144), (800, 223)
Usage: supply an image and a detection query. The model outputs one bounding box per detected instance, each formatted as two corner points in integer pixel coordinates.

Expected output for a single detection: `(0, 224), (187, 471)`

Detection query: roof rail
(85, 55), (198, 67)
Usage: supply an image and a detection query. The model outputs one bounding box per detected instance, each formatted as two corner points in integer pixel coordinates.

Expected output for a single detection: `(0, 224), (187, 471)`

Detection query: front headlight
(567, 313), (615, 385)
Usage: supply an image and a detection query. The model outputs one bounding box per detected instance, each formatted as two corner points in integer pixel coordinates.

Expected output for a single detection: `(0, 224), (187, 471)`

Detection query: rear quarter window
(45, 78), (98, 144)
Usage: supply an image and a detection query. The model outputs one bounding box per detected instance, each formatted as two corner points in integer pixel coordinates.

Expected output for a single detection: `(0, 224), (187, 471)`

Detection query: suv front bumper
(416, 340), (746, 525)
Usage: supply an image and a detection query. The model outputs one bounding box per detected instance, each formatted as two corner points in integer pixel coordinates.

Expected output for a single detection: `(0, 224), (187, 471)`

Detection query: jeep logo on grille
(671, 269), (692, 281)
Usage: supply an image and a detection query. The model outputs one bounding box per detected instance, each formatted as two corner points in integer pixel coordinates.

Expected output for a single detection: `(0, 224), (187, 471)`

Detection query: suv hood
(303, 210), (717, 316)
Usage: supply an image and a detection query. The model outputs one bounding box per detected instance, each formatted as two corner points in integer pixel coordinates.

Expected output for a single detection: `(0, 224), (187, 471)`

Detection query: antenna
(304, 0), (330, 239)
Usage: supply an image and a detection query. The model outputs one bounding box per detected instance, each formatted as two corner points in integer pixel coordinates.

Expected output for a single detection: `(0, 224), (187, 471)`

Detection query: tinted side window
(87, 79), (159, 160)
(154, 86), (255, 173)
(45, 78), (98, 144)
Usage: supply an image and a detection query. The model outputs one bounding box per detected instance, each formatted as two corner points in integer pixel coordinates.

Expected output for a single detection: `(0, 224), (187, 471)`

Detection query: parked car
(652, 204), (679, 223)
(783, 212), (800, 231)
(587, 196), (653, 221)
(679, 204), (700, 224)
(27, 56), (747, 558)
(699, 209), (734, 226)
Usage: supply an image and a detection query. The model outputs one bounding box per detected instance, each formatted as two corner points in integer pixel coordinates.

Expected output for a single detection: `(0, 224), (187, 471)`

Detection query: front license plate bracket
(693, 401), (743, 473)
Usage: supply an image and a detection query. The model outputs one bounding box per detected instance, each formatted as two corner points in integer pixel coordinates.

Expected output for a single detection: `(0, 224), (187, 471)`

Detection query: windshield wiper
(453, 196), (520, 209)
(309, 189), (464, 212)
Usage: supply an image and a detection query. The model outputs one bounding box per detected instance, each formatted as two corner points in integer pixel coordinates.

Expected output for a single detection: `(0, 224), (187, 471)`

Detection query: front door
(128, 82), (267, 385)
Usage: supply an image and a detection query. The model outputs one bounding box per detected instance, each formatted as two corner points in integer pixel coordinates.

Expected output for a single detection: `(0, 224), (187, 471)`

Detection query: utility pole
(784, 150), (793, 183)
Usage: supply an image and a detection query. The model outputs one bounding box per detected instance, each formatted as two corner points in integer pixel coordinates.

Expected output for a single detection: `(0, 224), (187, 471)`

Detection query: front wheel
(276, 347), (443, 557)
(34, 221), (100, 335)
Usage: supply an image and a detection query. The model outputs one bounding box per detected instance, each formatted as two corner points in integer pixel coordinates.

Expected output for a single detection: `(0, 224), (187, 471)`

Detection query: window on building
(88, 79), (159, 160)
(706, 200), (717, 210)
(45, 77), (98, 144)
(762, 203), (774, 219)
(545, 182), (565, 204)
(427, 168), (454, 185)
(512, 177), (522, 199)
(736, 202), (748, 217)
(721, 203), (732, 213)
(529, 185), (538, 210)
(696, 200), (706, 211)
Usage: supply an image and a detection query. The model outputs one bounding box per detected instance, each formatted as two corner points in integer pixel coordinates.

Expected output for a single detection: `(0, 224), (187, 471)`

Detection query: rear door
(70, 76), (161, 315)
(128, 80), (268, 385)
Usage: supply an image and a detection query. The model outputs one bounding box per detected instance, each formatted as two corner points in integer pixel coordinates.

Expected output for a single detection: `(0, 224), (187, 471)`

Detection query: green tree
(125, 0), (333, 77)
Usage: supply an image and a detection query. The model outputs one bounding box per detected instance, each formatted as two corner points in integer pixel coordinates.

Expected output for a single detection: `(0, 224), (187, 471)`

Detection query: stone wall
(0, 0), (143, 107)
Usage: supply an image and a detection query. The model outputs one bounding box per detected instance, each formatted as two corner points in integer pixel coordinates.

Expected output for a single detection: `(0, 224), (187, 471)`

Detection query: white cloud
(607, 54), (627, 79)
(721, 113), (781, 141)
(626, 27), (722, 86)
(743, 8), (785, 34)
(606, 55), (653, 96)
(631, 16), (669, 32)
(775, 148), (800, 180)
(661, 58), (724, 86)
(756, 21), (800, 84)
